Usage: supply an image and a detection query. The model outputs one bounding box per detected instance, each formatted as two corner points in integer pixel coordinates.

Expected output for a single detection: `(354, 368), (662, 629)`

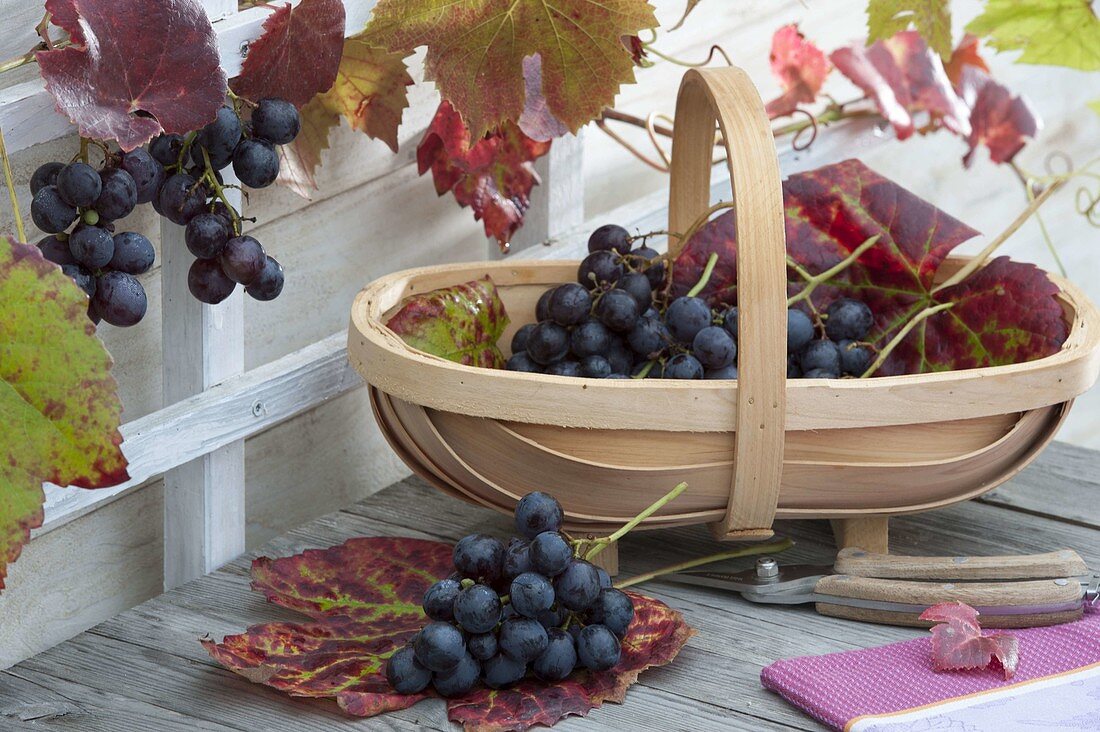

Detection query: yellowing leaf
(867, 0), (953, 60)
(0, 237), (128, 590)
(361, 0), (658, 139)
(276, 39), (413, 198)
(966, 0), (1100, 71)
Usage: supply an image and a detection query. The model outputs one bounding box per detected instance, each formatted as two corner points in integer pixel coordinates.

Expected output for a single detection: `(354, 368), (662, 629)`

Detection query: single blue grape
(787, 309), (815, 354)
(800, 339), (841, 375)
(510, 572), (555, 618)
(481, 653), (527, 689)
(432, 652), (480, 697)
(839, 339), (873, 376)
(587, 588), (634, 637)
(511, 323), (537, 354)
(665, 296), (711, 343)
(507, 352), (543, 373)
(553, 560), (601, 611)
(532, 627), (578, 682)
(514, 492), (564, 539)
(825, 298), (873, 341)
(580, 355), (612, 378)
(467, 633), (498, 661)
(548, 283), (592, 326)
(529, 532), (572, 576)
(570, 320), (611, 358)
(576, 624), (621, 671)
(498, 617), (549, 663)
(422, 579), (461, 621)
(705, 365), (738, 380)
(413, 621), (466, 672)
(453, 534), (505, 581)
(453, 584), (502, 634)
(502, 539), (534, 580)
(386, 644), (432, 694)
(664, 353), (704, 380)
(587, 224), (631, 254)
(722, 306), (739, 340)
(617, 271), (652, 311)
(595, 288), (639, 332)
(692, 326), (736, 369)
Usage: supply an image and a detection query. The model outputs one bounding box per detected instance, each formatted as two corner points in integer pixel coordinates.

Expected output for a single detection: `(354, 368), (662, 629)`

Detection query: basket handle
(668, 67), (787, 541)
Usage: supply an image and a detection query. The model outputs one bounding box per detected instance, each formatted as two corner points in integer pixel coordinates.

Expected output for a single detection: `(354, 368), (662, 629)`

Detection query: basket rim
(348, 258), (1100, 432)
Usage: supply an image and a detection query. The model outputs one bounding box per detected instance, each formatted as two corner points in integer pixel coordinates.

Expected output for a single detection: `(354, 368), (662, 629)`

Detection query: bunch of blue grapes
(386, 492), (635, 697)
(785, 299), (875, 378)
(29, 98), (298, 326)
(504, 223), (876, 379)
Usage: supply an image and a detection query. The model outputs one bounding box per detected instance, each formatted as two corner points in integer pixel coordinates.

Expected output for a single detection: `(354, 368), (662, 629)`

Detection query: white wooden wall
(0, 0), (1097, 668)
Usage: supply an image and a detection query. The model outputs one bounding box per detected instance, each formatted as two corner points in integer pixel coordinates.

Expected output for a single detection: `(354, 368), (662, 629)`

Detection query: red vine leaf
(362, 0), (658, 139)
(957, 66), (1041, 167)
(417, 102), (552, 249)
(36, 0), (225, 151)
(230, 0), (346, 108)
(944, 33), (990, 88)
(204, 539), (693, 731)
(671, 159), (1068, 375)
(517, 55), (569, 143)
(919, 602), (1019, 679)
(387, 277), (511, 369)
(0, 237), (128, 590)
(764, 25), (831, 118)
(830, 30), (970, 140)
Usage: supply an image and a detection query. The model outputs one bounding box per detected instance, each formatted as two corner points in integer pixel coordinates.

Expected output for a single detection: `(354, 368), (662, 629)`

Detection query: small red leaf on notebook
(920, 601), (1019, 679)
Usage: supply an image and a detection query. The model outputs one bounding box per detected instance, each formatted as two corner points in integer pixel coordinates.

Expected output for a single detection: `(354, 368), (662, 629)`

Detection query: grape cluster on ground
(30, 97), (298, 326)
(505, 224), (876, 379)
(386, 492), (635, 697)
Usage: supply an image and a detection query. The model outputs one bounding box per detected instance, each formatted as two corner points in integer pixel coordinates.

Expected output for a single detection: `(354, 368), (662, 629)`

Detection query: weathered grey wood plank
(980, 441), (1100, 529)
(4, 456), (1099, 731)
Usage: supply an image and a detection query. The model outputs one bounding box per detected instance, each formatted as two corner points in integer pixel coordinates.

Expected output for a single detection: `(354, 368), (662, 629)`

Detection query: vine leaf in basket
(229, 0), (346, 108)
(203, 538), (694, 731)
(36, 0), (225, 151)
(866, 0), (953, 61)
(830, 30), (971, 140)
(919, 602), (1019, 679)
(417, 102), (552, 249)
(276, 38), (414, 198)
(965, 0), (1100, 72)
(764, 25), (832, 119)
(0, 237), (128, 592)
(670, 159), (1069, 376)
(361, 0), (658, 139)
(386, 276), (510, 369)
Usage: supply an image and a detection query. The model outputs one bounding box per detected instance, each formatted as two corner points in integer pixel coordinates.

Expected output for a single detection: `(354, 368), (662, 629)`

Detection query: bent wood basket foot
(348, 67), (1100, 546)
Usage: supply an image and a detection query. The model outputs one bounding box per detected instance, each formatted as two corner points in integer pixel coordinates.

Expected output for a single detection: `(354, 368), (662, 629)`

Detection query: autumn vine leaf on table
(671, 159), (1069, 376)
(36, 0), (225, 151)
(831, 30), (971, 140)
(418, 102), (552, 249)
(361, 0), (658, 139)
(866, 0), (952, 61)
(920, 602), (1019, 679)
(203, 537), (693, 731)
(229, 0), (346, 108)
(966, 0), (1100, 72)
(387, 277), (511, 369)
(764, 25), (832, 118)
(277, 37), (414, 197)
(0, 238), (128, 591)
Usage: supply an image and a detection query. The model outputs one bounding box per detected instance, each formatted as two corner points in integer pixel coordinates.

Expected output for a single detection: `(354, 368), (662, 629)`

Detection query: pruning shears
(665, 547), (1099, 628)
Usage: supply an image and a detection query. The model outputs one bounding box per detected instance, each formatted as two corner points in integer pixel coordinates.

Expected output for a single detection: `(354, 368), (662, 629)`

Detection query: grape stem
(686, 253), (719, 297)
(614, 538), (795, 590)
(0, 126), (26, 243)
(674, 201), (736, 251)
(585, 482), (688, 561)
(787, 234), (881, 308)
(930, 180), (1066, 294)
(631, 359), (656, 379)
(200, 148), (244, 235)
(859, 301), (954, 378)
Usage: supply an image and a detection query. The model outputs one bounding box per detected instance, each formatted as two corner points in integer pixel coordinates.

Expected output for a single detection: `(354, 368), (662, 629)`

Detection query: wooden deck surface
(1, 441), (1098, 731)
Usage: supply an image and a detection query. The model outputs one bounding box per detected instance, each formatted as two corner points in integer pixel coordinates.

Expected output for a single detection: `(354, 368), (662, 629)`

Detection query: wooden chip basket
(349, 67), (1100, 570)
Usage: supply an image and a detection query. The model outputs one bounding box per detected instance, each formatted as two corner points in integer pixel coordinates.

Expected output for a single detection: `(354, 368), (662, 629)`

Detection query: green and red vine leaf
(417, 102), (552, 249)
(966, 0), (1100, 72)
(277, 37), (413, 197)
(830, 30), (971, 141)
(764, 25), (831, 119)
(229, 0), (346, 108)
(36, 0), (226, 151)
(670, 159), (1068, 375)
(0, 238), (128, 591)
(866, 0), (952, 61)
(203, 538), (693, 731)
(361, 0), (658, 140)
(387, 276), (511, 369)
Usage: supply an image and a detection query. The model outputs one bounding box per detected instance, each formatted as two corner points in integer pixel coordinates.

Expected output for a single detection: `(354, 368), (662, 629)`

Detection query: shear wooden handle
(814, 575), (1084, 628)
(834, 547), (1088, 581)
